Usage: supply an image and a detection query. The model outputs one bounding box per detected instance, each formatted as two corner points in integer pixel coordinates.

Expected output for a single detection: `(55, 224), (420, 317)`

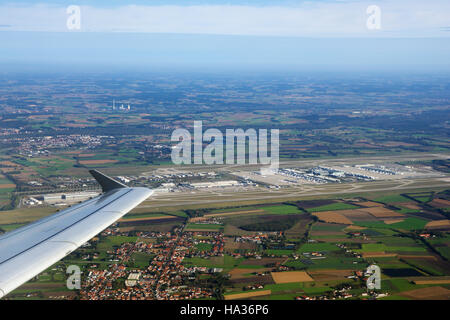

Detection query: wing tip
(89, 169), (128, 192)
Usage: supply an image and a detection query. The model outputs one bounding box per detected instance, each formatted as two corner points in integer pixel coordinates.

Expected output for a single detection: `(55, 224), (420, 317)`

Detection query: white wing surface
(0, 170), (152, 298)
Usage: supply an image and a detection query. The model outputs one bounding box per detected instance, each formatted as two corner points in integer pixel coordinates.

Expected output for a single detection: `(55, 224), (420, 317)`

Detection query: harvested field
(78, 154), (95, 157)
(0, 161), (19, 167)
(425, 220), (450, 229)
(413, 279), (450, 285)
(0, 184), (15, 188)
(79, 159), (118, 165)
(308, 269), (354, 281)
(362, 252), (398, 258)
(398, 203), (421, 210)
(384, 219), (405, 224)
(345, 225), (367, 231)
(271, 271), (313, 284)
(224, 290), (272, 300)
(400, 286), (450, 300)
(430, 198), (450, 208)
(361, 207), (404, 218)
(312, 211), (353, 225)
(338, 210), (376, 221)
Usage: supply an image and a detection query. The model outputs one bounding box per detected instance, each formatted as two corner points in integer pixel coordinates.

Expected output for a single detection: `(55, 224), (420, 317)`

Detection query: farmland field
(354, 217), (429, 231)
(307, 203), (359, 212)
(271, 271), (314, 283)
(312, 211), (353, 224)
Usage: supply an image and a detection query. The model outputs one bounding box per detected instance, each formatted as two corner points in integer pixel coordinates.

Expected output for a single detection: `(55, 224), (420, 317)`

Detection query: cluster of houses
(79, 228), (223, 300)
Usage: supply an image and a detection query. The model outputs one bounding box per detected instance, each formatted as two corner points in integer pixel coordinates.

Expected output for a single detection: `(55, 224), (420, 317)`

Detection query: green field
(208, 204), (303, 216)
(307, 203), (359, 212)
(373, 195), (411, 203)
(262, 205), (304, 215)
(195, 243), (214, 251)
(395, 206), (421, 214)
(357, 243), (427, 253)
(97, 235), (138, 251)
(130, 252), (154, 268)
(185, 223), (224, 231)
(265, 249), (294, 256)
(121, 212), (168, 220)
(0, 223), (26, 232)
(354, 217), (428, 231)
(183, 255), (243, 271)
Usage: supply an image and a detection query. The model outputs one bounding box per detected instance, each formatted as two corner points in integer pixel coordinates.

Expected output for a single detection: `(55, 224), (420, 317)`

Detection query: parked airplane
(0, 170), (153, 298)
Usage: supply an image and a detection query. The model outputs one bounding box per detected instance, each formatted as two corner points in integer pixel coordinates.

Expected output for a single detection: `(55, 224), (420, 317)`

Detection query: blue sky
(1, 0), (449, 72)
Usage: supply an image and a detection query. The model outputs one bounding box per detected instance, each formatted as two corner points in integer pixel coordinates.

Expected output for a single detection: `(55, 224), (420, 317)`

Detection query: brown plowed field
(312, 211), (353, 224)
(271, 271), (313, 283)
(225, 290), (272, 300)
(400, 286), (450, 300)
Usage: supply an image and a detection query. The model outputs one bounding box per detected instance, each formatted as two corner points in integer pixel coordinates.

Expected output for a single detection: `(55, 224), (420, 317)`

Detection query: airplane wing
(0, 170), (152, 298)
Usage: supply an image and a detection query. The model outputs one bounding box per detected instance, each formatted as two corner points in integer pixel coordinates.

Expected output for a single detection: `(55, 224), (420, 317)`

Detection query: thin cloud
(0, 1), (449, 37)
